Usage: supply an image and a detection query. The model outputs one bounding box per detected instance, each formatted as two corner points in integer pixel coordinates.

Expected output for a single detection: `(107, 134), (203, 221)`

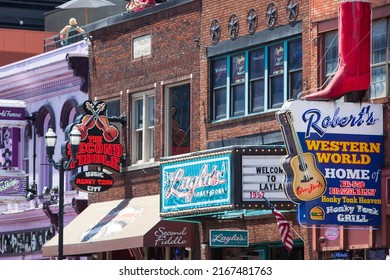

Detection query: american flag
(272, 209), (294, 252)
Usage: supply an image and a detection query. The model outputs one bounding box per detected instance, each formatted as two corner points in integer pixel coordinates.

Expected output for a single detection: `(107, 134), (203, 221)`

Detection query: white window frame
(132, 91), (154, 165)
(371, 19), (389, 99)
(323, 30), (339, 87)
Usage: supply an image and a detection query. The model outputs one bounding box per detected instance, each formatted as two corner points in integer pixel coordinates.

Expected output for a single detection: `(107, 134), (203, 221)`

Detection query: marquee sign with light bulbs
(160, 146), (292, 217)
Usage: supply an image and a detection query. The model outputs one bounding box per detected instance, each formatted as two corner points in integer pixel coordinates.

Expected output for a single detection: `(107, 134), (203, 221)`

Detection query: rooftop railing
(44, 32), (87, 52)
(42, 0), (192, 52)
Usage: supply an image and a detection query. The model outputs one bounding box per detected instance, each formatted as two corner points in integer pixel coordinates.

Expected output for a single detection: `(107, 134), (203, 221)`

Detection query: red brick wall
(199, 0), (311, 150)
(86, 0), (390, 257)
(88, 1), (201, 202)
(197, 0), (315, 257)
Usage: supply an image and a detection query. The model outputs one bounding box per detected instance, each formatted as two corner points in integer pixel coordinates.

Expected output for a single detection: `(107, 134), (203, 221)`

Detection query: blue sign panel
(209, 230), (249, 247)
(298, 132), (383, 226)
(161, 153), (232, 215)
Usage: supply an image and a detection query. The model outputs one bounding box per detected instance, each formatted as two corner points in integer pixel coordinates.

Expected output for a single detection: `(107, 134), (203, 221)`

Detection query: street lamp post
(44, 126), (81, 260)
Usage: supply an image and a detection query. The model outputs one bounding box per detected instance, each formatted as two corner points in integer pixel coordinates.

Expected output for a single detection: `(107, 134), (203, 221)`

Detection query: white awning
(43, 195), (196, 257)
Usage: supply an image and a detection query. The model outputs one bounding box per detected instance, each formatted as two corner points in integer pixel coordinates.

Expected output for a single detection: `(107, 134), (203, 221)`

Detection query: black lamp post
(44, 126), (81, 260)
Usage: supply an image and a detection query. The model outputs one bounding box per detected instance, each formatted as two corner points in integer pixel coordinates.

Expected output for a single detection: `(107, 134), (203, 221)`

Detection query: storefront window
(249, 48), (265, 113)
(0, 228), (53, 255)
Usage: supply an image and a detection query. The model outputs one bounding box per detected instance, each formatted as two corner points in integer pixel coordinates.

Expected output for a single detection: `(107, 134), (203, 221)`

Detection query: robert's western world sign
(276, 100), (383, 227)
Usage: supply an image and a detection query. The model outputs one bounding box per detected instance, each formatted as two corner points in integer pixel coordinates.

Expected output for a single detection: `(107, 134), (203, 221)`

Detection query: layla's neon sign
(164, 163), (227, 203)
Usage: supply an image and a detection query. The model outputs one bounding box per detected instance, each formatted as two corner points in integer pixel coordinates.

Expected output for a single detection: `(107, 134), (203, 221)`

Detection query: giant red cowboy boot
(303, 0), (371, 101)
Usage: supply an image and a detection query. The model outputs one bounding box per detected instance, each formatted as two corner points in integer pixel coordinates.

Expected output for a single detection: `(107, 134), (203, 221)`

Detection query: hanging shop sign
(0, 99), (27, 128)
(64, 100), (122, 172)
(276, 100), (384, 227)
(0, 176), (27, 197)
(209, 230), (249, 247)
(236, 147), (294, 210)
(144, 221), (196, 247)
(324, 226), (339, 241)
(70, 171), (114, 193)
(64, 100), (123, 193)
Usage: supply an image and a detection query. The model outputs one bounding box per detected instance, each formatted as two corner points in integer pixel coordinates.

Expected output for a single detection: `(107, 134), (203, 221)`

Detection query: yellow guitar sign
(276, 109), (327, 202)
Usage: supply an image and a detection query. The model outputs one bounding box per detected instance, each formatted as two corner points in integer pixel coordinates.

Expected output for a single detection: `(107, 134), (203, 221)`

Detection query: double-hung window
(210, 37), (302, 122)
(132, 92), (154, 164)
(231, 53), (246, 116)
(249, 48), (265, 113)
(321, 19), (390, 100)
(371, 19), (389, 99)
(269, 43), (285, 108)
(212, 59), (227, 120)
(323, 30), (339, 87)
(288, 39), (303, 100)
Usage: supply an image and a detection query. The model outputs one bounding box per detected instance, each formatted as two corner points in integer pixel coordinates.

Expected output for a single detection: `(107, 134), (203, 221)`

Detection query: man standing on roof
(60, 18), (85, 46)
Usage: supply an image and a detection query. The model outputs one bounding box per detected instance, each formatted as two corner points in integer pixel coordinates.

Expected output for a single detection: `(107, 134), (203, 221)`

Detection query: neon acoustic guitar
(276, 110), (327, 202)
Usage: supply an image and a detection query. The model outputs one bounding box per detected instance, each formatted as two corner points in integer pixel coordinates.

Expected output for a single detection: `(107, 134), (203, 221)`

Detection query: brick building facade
(43, 0), (390, 260)
(88, 1), (202, 202)
(82, 0), (310, 260)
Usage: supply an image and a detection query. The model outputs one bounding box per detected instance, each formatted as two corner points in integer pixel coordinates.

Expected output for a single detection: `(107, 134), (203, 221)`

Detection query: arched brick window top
(60, 98), (81, 130)
(36, 105), (55, 137)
